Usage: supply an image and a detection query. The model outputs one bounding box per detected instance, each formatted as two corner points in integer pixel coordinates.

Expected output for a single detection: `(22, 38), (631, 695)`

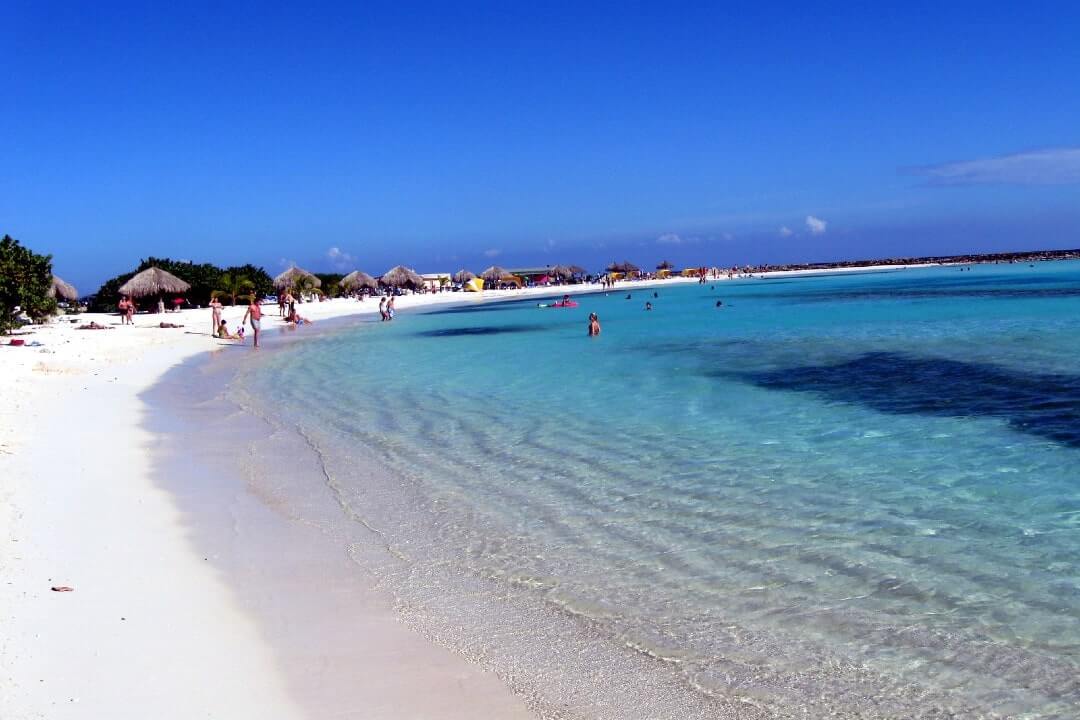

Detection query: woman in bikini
(209, 296), (223, 336)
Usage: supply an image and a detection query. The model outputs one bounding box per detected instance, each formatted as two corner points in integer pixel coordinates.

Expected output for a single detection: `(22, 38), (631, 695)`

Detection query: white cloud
(778, 226), (793, 237)
(656, 232), (682, 245)
(483, 248), (501, 258)
(909, 147), (1080, 186)
(805, 216), (827, 235)
(326, 246), (355, 269)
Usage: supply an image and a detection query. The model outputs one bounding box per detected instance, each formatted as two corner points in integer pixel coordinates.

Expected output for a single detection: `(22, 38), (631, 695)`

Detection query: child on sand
(216, 319), (240, 340)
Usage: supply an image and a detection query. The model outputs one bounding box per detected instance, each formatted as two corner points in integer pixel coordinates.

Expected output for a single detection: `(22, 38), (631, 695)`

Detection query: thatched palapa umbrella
(274, 266), (321, 291)
(452, 269), (476, 283)
(480, 265), (513, 281)
(339, 270), (378, 290)
(118, 267), (191, 298)
(606, 261), (639, 274)
(379, 265), (424, 289)
(656, 260), (674, 270)
(48, 275), (79, 301)
(549, 265), (574, 279)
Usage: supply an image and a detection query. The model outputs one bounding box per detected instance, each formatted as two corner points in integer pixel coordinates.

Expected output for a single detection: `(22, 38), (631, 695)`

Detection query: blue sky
(3, 2), (1079, 292)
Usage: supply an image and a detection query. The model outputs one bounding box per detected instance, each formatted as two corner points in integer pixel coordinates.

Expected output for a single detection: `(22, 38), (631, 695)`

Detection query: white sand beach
(0, 267), (928, 719)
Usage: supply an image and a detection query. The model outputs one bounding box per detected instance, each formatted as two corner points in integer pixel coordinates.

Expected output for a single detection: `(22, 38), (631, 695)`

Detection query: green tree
(225, 264), (273, 299)
(0, 235), (57, 334)
(216, 272), (254, 305)
(313, 272), (343, 298)
(292, 274), (318, 297)
(139, 257), (221, 308)
(89, 258), (275, 312)
(88, 270), (137, 313)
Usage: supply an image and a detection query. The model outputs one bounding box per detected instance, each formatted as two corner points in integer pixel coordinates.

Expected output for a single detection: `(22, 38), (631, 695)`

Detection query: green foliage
(225, 264), (273, 299)
(0, 234), (57, 333)
(89, 258), (275, 311)
(88, 270), (137, 313)
(217, 271), (255, 305)
(313, 273), (343, 298)
(140, 257), (221, 308)
(291, 274), (318, 297)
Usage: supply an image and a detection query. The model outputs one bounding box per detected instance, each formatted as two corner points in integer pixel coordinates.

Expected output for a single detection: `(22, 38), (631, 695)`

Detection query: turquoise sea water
(235, 263), (1080, 718)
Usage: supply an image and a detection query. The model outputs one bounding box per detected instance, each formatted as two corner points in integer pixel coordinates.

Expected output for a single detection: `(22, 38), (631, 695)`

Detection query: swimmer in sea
(645, 302), (652, 311)
(715, 300), (723, 307)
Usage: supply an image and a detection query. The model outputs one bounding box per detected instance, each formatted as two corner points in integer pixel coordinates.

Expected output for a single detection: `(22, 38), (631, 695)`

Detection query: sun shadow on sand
(724, 352), (1080, 448)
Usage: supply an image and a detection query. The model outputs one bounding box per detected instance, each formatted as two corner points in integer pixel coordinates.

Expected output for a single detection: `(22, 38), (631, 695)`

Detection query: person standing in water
(209, 295), (223, 336)
(242, 294), (263, 347)
(588, 312), (601, 336)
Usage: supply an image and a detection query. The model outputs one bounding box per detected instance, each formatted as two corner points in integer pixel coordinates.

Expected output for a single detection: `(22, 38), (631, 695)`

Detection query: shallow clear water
(237, 263), (1080, 718)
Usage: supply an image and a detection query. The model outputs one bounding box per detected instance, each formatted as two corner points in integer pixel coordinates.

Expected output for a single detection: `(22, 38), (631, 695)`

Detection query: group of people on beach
(277, 292), (294, 318)
(207, 292), (317, 348)
(117, 296), (135, 324)
(378, 295), (396, 321)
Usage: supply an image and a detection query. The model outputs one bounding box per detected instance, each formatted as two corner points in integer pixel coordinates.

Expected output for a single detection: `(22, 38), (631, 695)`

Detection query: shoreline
(0, 264), (942, 718)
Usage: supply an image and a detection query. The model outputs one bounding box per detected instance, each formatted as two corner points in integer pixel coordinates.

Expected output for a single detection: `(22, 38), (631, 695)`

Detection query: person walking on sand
(588, 312), (601, 337)
(209, 295), (223, 335)
(125, 296), (135, 324)
(118, 296), (129, 325)
(242, 294), (263, 347)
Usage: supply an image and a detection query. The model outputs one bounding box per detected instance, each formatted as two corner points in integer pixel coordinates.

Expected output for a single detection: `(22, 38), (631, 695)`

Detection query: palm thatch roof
(606, 261), (640, 274)
(549, 265), (574, 279)
(550, 264), (585, 278)
(480, 265), (513, 281)
(452, 269), (476, 283)
(379, 265), (424, 288)
(48, 275), (78, 301)
(656, 260), (674, 270)
(339, 270), (378, 290)
(274, 266), (321, 290)
(118, 267), (191, 298)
